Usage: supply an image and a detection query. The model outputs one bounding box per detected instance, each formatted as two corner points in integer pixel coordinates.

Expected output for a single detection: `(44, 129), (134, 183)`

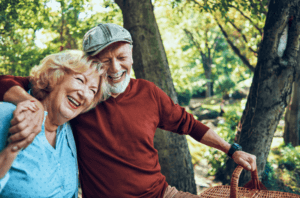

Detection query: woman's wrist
(0, 144), (19, 179)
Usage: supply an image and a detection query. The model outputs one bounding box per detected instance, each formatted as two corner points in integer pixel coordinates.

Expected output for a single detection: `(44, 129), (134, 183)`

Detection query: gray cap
(83, 23), (133, 56)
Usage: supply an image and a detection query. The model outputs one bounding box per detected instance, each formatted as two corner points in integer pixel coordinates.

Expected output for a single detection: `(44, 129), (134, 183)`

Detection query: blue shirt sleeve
(0, 102), (17, 192)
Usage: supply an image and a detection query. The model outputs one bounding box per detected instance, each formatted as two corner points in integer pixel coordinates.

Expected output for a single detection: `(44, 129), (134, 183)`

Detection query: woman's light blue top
(0, 102), (78, 198)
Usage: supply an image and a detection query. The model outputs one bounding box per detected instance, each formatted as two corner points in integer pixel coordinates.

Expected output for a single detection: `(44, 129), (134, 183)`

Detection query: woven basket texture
(200, 165), (300, 198)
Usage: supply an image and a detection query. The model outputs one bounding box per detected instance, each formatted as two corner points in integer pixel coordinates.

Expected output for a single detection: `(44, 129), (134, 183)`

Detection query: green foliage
(0, 0), (51, 76)
(154, 0), (252, 100)
(192, 0), (268, 21)
(267, 143), (300, 194)
(278, 144), (300, 171)
(214, 75), (236, 96)
(187, 99), (242, 175)
(0, 0), (48, 33)
(222, 109), (241, 131)
(177, 90), (192, 106)
(0, 0), (123, 76)
(261, 161), (279, 189)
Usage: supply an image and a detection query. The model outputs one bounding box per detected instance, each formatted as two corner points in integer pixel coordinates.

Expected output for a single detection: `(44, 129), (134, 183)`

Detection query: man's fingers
(232, 151), (257, 171)
(242, 162), (252, 171)
(11, 133), (36, 152)
(248, 155), (257, 171)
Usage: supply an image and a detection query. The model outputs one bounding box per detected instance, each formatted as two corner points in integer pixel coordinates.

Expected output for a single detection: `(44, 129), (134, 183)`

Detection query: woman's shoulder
(0, 102), (16, 150)
(0, 102), (16, 120)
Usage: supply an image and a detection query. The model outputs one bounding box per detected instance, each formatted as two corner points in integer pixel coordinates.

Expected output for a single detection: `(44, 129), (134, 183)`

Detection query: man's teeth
(112, 76), (122, 80)
(68, 96), (80, 107)
(109, 72), (125, 80)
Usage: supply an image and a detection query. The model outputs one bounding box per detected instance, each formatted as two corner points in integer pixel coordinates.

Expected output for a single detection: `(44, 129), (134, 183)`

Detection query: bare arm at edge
(3, 86), (44, 152)
(0, 144), (19, 179)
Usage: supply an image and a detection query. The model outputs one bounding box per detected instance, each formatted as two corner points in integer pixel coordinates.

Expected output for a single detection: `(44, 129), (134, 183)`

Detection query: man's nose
(109, 59), (121, 73)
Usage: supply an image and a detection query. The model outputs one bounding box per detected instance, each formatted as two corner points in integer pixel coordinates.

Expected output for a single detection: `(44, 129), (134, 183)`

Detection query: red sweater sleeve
(154, 84), (209, 142)
(0, 75), (30, 101)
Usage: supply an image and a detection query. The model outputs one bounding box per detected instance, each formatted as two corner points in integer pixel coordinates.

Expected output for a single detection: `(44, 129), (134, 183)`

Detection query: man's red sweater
(0, 76), (209, 198)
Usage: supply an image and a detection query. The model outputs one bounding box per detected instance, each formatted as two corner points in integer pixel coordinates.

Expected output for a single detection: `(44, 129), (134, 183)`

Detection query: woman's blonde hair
(30, 50), (107, 112)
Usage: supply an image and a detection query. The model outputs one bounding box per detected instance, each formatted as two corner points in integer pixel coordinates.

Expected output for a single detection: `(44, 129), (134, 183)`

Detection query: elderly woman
(0, 50), (106, 198)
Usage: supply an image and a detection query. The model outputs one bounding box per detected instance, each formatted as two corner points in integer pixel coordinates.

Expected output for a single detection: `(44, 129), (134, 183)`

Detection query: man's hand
(8, 99), (44, 151)
(198, 129), (257, 172)
(232, 151), (257, 171)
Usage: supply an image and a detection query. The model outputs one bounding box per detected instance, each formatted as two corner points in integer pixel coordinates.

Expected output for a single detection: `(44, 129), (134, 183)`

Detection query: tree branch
(212, 36), (220, 59)
(228, 5), (263, 35)
(215, 18), (255, 72)
(283, 14), (300, 67)
(228, 20), (258, 54)
(258, 0), (291, 62)
(183, 28), (202, 52)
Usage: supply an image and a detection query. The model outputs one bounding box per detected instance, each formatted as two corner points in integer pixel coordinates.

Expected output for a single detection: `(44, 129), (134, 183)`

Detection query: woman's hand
(8, 99), (44, 151)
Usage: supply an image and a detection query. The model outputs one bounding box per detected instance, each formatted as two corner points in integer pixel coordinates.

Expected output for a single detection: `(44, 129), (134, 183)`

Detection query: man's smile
(108, 71), (126, 82)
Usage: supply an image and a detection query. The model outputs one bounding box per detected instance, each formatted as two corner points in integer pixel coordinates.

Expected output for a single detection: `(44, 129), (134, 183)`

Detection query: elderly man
(0, 23), (256, 198)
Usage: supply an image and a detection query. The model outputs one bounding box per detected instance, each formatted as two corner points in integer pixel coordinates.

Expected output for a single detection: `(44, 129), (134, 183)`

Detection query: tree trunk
(204, 63), (212, 98)
(227, 0), (300, 186)
(202, 55), (212, 98)
(284, 80), (300, 147)
(114, 0), (197, 194)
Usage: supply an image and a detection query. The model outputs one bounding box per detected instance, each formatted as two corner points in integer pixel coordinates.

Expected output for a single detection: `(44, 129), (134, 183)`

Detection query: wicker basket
(200, 165), (300, 198)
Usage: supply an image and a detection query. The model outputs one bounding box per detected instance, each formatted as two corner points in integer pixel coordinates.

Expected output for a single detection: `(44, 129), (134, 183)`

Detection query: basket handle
(230, 165), (267, 198)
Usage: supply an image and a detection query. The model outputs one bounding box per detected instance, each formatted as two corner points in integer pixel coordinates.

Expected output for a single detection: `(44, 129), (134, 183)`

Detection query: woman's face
(45, 67), (100, 124)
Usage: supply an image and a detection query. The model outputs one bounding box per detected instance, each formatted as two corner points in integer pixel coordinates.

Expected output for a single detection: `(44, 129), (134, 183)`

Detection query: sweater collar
(107, 78), (133, 103)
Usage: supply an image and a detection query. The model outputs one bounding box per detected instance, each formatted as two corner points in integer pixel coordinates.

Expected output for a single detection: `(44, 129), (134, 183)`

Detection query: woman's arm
(0, 103), (18, 191)
(0, 101), (39, 192)
(0, 144), (18, 193)
(0, 144), (19, 179)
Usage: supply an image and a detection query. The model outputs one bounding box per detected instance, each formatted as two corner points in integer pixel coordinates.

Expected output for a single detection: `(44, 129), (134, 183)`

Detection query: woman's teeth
(68, 96), (80, 107)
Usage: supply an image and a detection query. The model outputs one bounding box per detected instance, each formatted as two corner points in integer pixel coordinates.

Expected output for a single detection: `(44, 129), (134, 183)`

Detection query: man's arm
(3, 86), (34, 104)
(0, 75), (30, 101)
(199, 128), (256, 171)
(0, 76), (44, 152)
(152, 83), (256, 171)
